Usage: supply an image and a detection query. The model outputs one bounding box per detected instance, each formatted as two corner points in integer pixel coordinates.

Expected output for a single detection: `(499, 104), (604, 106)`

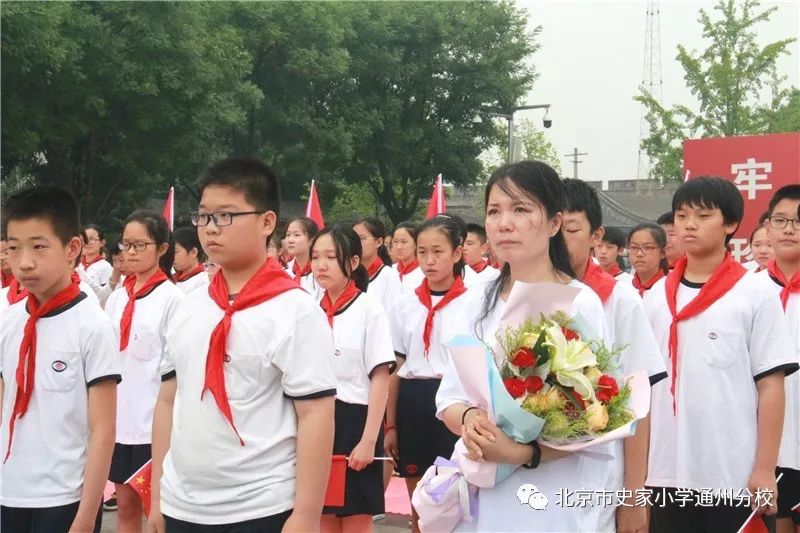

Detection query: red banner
(683, 133), (800, 262)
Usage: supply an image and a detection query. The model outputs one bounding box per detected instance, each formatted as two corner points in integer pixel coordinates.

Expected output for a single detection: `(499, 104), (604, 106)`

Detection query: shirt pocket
(39, 349), (80, 392)
(127, 327), (158, 362)
(702, 326), (745, 369)
(224, 351), (263, 401)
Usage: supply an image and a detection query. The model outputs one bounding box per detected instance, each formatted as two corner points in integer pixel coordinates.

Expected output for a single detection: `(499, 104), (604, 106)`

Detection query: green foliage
(635, 0), (797, 181)
(2, 1), (539, 229)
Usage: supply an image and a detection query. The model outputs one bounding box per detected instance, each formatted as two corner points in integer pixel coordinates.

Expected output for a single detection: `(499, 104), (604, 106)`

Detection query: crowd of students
(0, 156), (797, 533)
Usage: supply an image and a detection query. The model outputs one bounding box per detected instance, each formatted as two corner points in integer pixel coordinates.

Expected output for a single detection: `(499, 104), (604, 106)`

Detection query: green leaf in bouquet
(532, 331), (549, 366)
(605, 381), (634, 430)
(552, 382), (585, 413)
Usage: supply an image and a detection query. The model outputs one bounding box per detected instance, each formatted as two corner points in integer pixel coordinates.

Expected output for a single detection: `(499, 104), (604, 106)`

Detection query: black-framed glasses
(629, 245), (660, 255)
(768, 216), (800, 230)
(190, 211), (264, 227)
(119, 241), (156, 252)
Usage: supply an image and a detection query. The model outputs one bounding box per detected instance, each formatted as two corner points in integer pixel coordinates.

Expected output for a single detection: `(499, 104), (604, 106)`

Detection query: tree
(338, 1), (539, 223)
(635, 0), (797, 181)
(480, 118), (562, 175)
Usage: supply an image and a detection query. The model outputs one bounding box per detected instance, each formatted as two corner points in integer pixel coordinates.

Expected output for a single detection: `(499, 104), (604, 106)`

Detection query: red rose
(503, 377), (527, 399)
(526, 376), (544, 394)
(562, 388), (587, 409)
(596, 375), (619, 404)
(511, 347), (537, 368)
(561, 326), (579, 341)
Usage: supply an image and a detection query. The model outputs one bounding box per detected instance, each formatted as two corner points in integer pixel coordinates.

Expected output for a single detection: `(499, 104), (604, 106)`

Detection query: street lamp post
(472, 104), (551, 163)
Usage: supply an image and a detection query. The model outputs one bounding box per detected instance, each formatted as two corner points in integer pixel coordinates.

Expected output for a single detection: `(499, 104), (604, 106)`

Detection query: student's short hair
(656, 212), (673, 225)
(197, 156), (281, 218)
(173, 227), (206, 262)
(749, 224), (768, 244)
(417, 215), (466, 278)
(393, 222), (418, 243)
(2, 185), (80, 245)
(672, 176), (743, 244)
(602, 226), (626, 249)
(768, 185), (800, 215)
(563, 178), (603, 231)
(466, 223), (487, 244)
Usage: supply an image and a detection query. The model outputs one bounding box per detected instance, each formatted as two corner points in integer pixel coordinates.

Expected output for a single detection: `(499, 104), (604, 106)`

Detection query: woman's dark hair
(354, 216), (392, 266)
(124, 209), (175, 280)
(174, 227), (206, 263)
(477, 161), (575, 334)
(417, 215), (466, 278)
(628, 222), (669, 275)
(393, 221), (418, 243)
(288, 216), (319, 239)
(310, 223), (369, 292)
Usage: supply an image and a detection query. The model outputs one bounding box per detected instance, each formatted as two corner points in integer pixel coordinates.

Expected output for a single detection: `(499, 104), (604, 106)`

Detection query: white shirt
(464, 263), (500, 288)
(85, 258), (113, 287)
(1, 294), (120, 507)
(328, 291), (396, 405)
(393, 264), (425, 293)
(105, 280), (184, 444)
(175, 269), (210, 295)
(159, 286), (337, 524)
(390, 285), (470, 379)
(284, 261), (322, 301)
(436, 280), (617, 532)
(0, 282), (98, 315)
(757, 269), (800, 470)
(612, 270), (634, 286)
(366, 263), (402, 313)
(643, 272), (798, 491)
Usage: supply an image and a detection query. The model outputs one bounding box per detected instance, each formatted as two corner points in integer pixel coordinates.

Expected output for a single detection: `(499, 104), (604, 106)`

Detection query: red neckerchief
(82, 255), (104, 269)
(4, 277), (81, 462)
(415, 276), (466, 355)
(119, 270), (169, 351)
(279, 251), (293, 268)
(633, 270), (665, 297)
(766, 260), (800, 310)
(665, 253), (746, 414)
(175, 264), (205, 283)
(397, 259), (419, 281)
(1, 271), (14, 288)
(292, 259), (311, 279)
(320, 280), (361, 327)
(583, 258), (617, 305)
(606, 263), (622, 277)
(6, 278), (28, 305)
(366, 257), (384, 281)
(205, 258), (300, 444)
(470, 260), (489, 273)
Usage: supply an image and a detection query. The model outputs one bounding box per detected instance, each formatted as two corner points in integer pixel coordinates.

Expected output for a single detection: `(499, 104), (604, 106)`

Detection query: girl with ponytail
(311, 225), (396, 530)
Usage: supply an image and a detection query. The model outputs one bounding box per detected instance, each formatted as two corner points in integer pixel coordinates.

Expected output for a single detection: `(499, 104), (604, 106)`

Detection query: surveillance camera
(543, 118), (552, 128)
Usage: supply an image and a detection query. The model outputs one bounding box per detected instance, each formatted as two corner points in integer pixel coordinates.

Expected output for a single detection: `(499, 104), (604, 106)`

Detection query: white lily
(544, 323), (598, 402)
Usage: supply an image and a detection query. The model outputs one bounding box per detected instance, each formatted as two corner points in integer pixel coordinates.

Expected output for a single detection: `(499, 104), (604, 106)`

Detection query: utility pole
(564, 147), (588, 179)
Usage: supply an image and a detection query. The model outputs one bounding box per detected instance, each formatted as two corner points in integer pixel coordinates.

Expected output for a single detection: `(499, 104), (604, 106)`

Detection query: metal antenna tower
(637, 1), (663, 180)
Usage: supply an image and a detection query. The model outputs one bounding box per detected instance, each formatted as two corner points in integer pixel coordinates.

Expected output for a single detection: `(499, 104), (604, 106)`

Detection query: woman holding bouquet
(387, 215), (471, 532)
(436, 161), (614, 532)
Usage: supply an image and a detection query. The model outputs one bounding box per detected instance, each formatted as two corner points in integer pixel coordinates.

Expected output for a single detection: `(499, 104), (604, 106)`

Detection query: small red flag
(162, 187), (174, 231)
(739, 513), (769, 533)
(323, 455), (347, 507)
(125, 459), (153, 517)
(306, 180), (325, 229)
(424, 174), (446, 220)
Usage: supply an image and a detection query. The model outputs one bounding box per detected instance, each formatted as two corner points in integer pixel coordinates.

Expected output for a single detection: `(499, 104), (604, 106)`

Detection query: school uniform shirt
(757, 269), (800, 471)
(105, 279), (184, 444)
(390, 284), (470, 380)
(366, 262), (402, 314)
(613, 270), (634, 286)
(175, 269), (210, 295)
(329, 291), (396, 405)
(392, 263), (425, 294)
(158, 286), (337, 525)
(436, 280), (617, 532)
(0, 281), (98, 314)
(84, 258), (113, 287)
(464, 263), (500, 288)
(0, 293), (120, 507)
(643, 273), (799, 491)
(284, 260), (322, 301)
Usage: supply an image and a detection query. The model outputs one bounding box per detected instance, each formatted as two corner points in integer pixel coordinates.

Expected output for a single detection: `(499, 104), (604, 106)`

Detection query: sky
(514, 0), (800, 180)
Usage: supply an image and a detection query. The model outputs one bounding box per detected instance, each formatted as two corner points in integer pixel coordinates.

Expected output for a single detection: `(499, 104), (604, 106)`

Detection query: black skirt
(396, 377), (458, 478)
(322, 400), (385, 517)
(109, 443), (151, 484)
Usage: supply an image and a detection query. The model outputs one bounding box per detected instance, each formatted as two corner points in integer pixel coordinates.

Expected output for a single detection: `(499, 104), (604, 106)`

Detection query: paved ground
(99, 511), (410, 532)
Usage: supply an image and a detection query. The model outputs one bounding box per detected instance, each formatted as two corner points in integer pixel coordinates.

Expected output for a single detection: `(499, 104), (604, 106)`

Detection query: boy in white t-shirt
(644, 177), (798, 533)
(1, 186), (119, 533)
(149, 157), (336, 533)
(462, 223), (500, 287)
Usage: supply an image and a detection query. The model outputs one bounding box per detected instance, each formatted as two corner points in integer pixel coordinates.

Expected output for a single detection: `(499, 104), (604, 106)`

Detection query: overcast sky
(514, 0), (800, 180)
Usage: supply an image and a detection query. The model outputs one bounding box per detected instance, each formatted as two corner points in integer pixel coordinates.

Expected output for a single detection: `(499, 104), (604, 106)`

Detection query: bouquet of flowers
(497, 311), (633, 445)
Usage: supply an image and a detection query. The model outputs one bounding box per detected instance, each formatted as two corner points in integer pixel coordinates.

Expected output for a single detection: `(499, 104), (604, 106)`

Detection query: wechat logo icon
(516, 483), (548, 510)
